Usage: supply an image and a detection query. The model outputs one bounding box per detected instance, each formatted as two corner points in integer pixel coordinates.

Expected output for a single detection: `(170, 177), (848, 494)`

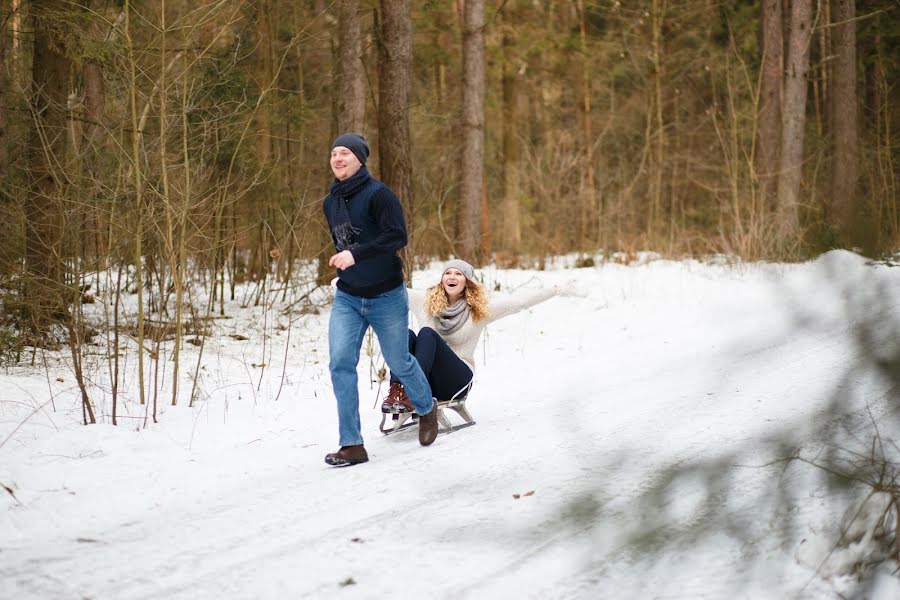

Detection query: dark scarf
(329, 167), (371, 252)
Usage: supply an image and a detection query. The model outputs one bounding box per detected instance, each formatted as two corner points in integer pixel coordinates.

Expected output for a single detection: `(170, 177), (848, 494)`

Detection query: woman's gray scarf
(436, 299), (470, 335)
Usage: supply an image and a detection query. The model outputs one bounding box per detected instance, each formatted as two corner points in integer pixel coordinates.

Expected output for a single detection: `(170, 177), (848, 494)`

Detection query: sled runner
(379, 381), (475, 435)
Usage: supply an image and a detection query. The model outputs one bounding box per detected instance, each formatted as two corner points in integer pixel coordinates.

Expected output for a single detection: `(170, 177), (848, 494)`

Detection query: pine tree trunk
(648, 0), (667, 243)
(255, 0), (274, 167)
(459, 0), (485, 262)
(500, 6), (521, 255)
(776, 0), (812, 248)
(576, 0), (597, 251)
(0, 2), (8, 175)
(337, 0), (365, 132)
(377, 0), (414, 276)
(81, 61), (104, 158)
(758, 0), (783, 212)
(829, 0), (858, 248)
(25, 0), (72, 327)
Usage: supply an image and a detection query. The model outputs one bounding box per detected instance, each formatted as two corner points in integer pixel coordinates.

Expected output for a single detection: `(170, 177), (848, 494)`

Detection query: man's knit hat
(331, 133), (369, 165)
(443, 259), (475, 281)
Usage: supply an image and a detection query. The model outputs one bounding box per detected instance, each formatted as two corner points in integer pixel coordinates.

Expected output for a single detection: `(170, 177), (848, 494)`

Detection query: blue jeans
(329, 285), (433, 446)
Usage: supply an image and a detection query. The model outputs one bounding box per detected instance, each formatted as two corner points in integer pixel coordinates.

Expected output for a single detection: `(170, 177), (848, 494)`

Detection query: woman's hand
(554, 280), (589, 298)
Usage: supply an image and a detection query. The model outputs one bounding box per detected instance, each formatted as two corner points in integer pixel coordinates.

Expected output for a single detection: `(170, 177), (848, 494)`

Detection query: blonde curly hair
(424, 277), (490, 323)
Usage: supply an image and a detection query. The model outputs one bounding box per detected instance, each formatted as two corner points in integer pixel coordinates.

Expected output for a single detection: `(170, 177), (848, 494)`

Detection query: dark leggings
(391, 327), (473, 400)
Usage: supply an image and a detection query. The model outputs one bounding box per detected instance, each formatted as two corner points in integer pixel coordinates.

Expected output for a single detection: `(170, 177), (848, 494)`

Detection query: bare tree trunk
(829, 0), (858, 248)
(377, 0), (414, 275)
(124, 0), (146, 406)
(255, 0), (274, 167)
(575, 0), (597, 251)
(648, 0), (667, 243)
(0, 3), (8, 175)
(758, 0), (783, 212)
(500, 7), (521, 255)
(337, 0), (365, 132)
(81, 63), (104, 157)
(458, 0), (485, 263)
(250, 0), (275, 284)
(25, 0), (72, 327)
(776, 0), (812, 248)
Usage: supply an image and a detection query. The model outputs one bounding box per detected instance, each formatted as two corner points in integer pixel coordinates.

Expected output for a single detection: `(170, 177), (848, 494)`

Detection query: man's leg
(367, 286), (432, 415)
(388, 329), (417, 385)
(328, 290), (369, 447)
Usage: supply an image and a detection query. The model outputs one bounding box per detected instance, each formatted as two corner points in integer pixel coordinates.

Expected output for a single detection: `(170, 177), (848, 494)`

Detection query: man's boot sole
(324, 454), (369, 467)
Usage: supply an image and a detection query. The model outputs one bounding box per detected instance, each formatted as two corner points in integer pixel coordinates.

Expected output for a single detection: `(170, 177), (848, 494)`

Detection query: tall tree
(458, 0), (485, 262)
(499, 2), (522, 254)
(254, 0), (275, 167)
(0, 3), (8, 175)
(25, 0), (73, 325)
(829, 0), (859, 247)
(776, 0), (813, 247)
(647, 0), (667, 241)
(575, 0), (597, 250)
(377, 0), (414, 268)
(336, 0), (365, 132)
(758, 0), (783, 211)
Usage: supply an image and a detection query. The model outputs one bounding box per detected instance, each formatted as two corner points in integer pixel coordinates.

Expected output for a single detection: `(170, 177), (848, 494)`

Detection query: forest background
(0, 0), (897, 401)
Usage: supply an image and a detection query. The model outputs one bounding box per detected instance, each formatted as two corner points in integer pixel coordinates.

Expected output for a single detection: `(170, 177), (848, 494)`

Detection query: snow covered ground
(1, 250), (899, 599)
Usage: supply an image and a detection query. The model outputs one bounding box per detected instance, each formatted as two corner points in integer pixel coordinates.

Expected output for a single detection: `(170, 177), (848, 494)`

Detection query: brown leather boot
(381, 381), (414, 413)
(324, 444), (369, 467)
(381, 382), (401, 413)
(418, 400), (438, 446)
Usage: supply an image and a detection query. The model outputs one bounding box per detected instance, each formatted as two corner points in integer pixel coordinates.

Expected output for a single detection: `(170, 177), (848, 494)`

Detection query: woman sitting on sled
(382, 259), (577, 412)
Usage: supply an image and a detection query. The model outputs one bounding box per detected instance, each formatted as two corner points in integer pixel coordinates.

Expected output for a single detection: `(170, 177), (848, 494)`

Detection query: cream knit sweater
(407, 286), (562, 372)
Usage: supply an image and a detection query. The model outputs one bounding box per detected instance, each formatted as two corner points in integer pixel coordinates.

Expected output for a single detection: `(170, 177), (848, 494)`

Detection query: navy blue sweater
(323, 176), (408, 297)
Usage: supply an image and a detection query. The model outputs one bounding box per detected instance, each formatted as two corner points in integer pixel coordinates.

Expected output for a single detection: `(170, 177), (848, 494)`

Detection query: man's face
(330, 146), (362, 181)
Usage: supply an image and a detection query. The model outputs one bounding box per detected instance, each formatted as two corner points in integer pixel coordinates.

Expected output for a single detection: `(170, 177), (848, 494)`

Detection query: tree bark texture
(829, 0), (858, 245)
(459, 0), (485, 263)
(0, 2), (8, 174)
(377, 1), (414, 246)
(576, 0), (597, 250)
(81, 62), (104, 152)
(500, 17), (522, 254)
(776, 0), (812, 243)
(255, 0), (274, 166)
(336, 0), (365, 133)
(648, 0), (667, 241)
(25, 0), (73, 322)
(758, 0), (782, 211)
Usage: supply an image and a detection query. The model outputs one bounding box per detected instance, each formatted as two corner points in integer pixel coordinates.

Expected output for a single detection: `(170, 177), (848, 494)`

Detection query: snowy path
(2, 251), (899, 599)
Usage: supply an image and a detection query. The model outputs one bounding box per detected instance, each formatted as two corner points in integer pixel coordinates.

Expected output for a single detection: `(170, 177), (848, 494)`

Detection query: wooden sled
(379, 382), (475, 435)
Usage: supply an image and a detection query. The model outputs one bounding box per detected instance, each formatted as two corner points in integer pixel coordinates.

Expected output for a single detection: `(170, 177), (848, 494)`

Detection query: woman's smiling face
(442, 268), (467, 298)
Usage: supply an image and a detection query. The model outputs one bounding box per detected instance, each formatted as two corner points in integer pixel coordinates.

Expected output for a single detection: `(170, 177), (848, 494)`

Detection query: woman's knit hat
(331, 133), (369, 165)
(443, 259), (475, 280)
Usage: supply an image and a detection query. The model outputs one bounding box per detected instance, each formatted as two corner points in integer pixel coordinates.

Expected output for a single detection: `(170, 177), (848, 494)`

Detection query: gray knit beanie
(331, 133), (369, 165)
(443, 259), (475, 281)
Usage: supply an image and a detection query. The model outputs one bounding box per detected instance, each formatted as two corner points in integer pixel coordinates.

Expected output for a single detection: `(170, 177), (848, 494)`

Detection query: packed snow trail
(2, 251), (899, 599)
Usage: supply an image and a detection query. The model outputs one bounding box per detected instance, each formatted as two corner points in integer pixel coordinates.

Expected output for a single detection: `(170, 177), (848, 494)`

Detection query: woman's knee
(418, 327), (439, 342)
